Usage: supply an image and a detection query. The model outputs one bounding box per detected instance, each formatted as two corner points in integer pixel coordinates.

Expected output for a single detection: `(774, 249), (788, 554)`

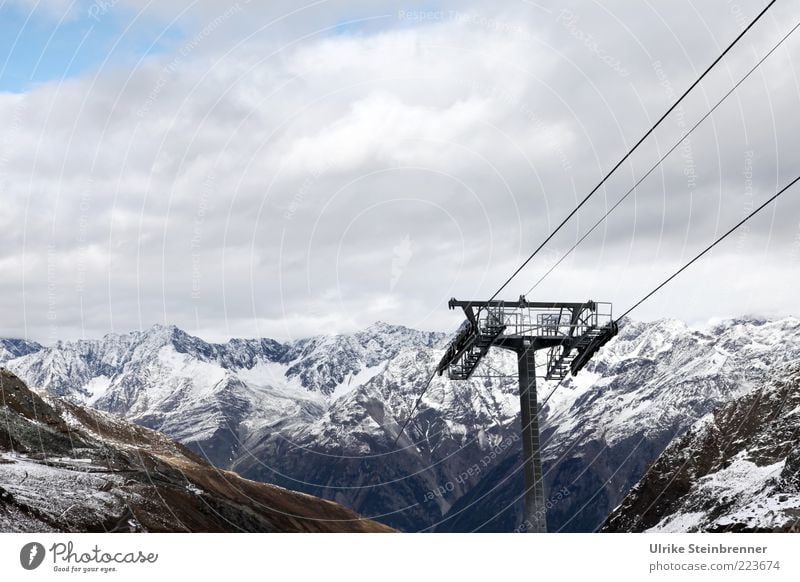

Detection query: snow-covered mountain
(0, 369), (392, 533)
(5, 323), (445, 468)
(4, 316), (799, 532)
(433, 316), (800, 532)
(0, 338), (41, 364)
(535, 316), (800, 531)
(602, 362), (800, 532)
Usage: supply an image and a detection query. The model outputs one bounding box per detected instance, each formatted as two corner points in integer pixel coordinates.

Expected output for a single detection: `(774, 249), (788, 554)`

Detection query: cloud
(1, 0), (799, 342)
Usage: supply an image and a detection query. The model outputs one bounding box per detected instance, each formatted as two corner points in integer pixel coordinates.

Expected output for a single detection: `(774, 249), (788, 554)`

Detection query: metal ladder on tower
(544, 326), (607, 381)
(450, 314), (506, 380)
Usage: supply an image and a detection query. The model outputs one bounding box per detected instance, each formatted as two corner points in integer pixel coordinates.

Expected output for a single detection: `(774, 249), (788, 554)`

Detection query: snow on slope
(4, 316), (800, 532)
(4, 322), (443, 467)
(0, 338), (42, 364)
(0, 369), (393, 533)
(648, 453), (789, 532)
(603, 362), (800, 533)
(543, 317), (800, 453)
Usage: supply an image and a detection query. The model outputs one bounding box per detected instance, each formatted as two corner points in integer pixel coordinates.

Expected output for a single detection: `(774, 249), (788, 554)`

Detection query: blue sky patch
(0, 2), (183, 92)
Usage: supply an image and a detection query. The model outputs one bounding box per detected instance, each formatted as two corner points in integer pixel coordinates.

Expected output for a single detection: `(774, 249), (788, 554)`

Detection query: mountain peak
(0, 338), (43, 364)
(132, 324), (202, 351)
(0, 370), (393, 533)
(143, 322), (182, 337)
(364, 320), (404, 333)
(4, 316), (800, 533)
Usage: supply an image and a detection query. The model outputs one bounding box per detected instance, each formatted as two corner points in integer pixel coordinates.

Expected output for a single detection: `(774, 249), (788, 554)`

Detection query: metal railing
(478, 302), (613, 339)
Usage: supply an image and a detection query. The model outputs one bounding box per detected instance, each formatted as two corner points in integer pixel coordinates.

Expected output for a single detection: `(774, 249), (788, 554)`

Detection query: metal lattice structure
(436, 296), (617, 532)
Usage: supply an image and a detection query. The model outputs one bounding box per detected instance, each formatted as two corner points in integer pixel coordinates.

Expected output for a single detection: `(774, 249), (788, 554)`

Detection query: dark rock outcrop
(0, 369), (392, 533)
(602, 364), (800, 532)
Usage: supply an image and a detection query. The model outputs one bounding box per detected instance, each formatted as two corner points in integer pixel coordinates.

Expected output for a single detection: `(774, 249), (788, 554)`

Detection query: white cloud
(1, 0), (799, 342)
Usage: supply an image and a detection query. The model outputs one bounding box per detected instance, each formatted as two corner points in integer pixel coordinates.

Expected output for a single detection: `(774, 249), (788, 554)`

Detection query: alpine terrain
(3, 316), (798, 532)
(602, 362), (800, 532)
(0, 369), (392, 533)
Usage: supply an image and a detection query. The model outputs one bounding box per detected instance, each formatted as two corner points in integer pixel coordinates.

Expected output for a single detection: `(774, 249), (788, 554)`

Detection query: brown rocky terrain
(0, 369), (393, 533)
(602, 363), (800, 532)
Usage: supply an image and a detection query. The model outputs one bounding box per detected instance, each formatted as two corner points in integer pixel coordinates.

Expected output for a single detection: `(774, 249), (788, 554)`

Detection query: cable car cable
(525, 22), (800, 295)
(483, 0), (777, 306)
(617, 175), (800, 320)
(394, 1), (779, 446)
(523, 19), (800, 297)
(537, 175), (800, 411)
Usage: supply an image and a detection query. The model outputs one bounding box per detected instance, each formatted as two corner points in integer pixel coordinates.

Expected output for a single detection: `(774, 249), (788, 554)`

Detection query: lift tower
(435, 297), (617, 532)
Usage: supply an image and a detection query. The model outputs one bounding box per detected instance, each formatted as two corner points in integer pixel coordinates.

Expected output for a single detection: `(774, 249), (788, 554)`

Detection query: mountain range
(2, 316), (799, 532)
(603, 361), (800, 532)
(0, 369), (391, 533)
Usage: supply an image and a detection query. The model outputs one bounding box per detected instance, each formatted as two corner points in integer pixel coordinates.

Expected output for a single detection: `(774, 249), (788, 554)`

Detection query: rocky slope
(0, 369), (392, 533)
(0, 338), (41, 364)
(435, 317), (800, 532)
(5, 316), (799, 532)
(6, 323), (443, 467)
(602, 363), (800, 533)
(232, 347), (523, 532)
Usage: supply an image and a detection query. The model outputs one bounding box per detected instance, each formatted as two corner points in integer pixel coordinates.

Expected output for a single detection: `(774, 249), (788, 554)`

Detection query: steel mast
(436, 297), (617, 532)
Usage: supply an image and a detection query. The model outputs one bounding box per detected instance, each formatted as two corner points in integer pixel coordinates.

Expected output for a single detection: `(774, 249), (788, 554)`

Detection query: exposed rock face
(602, 363), (800, 533)
(0, 370), (392, 533)
(436, 317), (800, 532)
(232, 348), (523, 532)
(0, 338), (42, 364)
(5, 316), (800, 532)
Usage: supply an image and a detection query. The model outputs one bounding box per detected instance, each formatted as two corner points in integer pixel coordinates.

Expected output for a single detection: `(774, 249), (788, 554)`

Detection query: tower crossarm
(435, 296), (617, 534)
(436, 296), (615, 380)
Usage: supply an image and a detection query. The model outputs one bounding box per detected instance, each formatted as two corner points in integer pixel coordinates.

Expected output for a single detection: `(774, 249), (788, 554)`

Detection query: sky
(0, 0), (799, 343)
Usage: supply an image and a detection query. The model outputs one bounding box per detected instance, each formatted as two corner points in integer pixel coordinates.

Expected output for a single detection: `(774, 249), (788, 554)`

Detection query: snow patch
(648, 452), (788, 532)
(235, 360), (304, 393)
(647, 512), (706, 533)
(84, 375), (111, 405)
(695, 452), (784, 497)
(331, 363), (385, 401)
